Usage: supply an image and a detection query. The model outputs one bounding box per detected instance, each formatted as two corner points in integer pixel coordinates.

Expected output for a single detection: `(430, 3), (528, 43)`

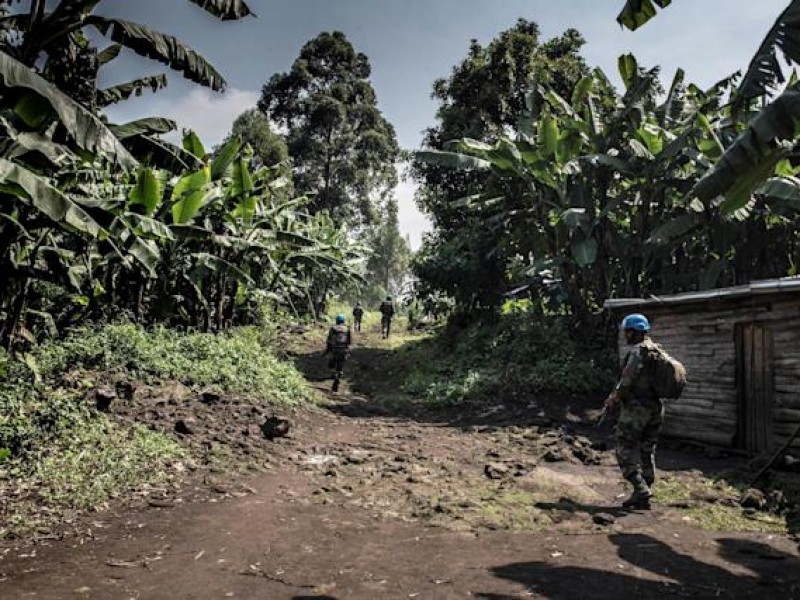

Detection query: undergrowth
(0, 322), (316, 537)
(397, 312), (616, 407)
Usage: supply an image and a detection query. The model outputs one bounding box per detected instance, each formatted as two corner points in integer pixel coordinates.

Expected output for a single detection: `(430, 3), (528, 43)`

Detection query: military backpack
(644, 342), (687, 400)
(330, 325), (350, 349)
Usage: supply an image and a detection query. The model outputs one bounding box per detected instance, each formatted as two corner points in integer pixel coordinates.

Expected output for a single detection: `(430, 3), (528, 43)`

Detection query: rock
(148, 498), (175, 508)
(261, 417), (290, 440)
(200, 389), (221, 405)
(116, 381), (135, 401)
(590, 440), (608, 452)
(95, 386), (117, 412)
(767, 490), (786, 512)
(592, 512), (616, 526)
(543, 448), (565, 463)
(484, 462), (510, 479)
(740, 488), (767, 510)
(175, 419), (196, 435)
(572, 446), (600, 465)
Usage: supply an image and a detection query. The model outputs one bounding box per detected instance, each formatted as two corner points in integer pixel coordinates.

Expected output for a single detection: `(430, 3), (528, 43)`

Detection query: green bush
(401, 313), (616, 406)
(17, 324), (316, 405)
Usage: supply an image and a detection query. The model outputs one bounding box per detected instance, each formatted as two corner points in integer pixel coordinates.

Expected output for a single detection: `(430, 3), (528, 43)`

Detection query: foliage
(415, 49), (800, 316)
(223, 108), (290, 170)
(258, 31), (399, 227)
(400, 313), (616, 407)
(1, 0), (255, 104)
(0, 1), (352, 347)
(362, 198), (412, 299)
(413, 20), (593, 241)
(616, 0), (672, 31)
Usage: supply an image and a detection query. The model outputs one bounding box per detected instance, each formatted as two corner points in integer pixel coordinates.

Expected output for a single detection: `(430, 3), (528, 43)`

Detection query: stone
(543, 448), (565, 463)
(200, 389), (221, 405)
(95, 386), (117, 412)
(740, 488), (767, 510)
(592, 512), (616, 526)
(484, 462), (510, 479)
(116, 381), (135, 401)
(261, 417), (290, 440)
(174, 419), (196, 435)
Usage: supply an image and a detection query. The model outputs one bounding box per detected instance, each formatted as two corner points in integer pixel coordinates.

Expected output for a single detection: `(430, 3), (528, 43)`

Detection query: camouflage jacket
(615, 338), (658, 401)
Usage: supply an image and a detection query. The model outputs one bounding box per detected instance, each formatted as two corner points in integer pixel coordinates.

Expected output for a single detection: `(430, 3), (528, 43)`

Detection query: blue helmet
(335, 314), (346, 325)
(621, 313), (650, 332)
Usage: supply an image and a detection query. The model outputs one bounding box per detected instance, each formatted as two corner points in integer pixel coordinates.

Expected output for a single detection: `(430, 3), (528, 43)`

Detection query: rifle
(596, 403), (618, 427)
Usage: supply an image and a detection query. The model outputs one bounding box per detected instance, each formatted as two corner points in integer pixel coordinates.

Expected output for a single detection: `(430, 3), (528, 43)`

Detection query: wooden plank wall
(614, 295), (800, 450)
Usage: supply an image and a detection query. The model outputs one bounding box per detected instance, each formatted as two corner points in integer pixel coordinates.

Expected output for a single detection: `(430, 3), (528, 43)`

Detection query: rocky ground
(1, 327), (799, 599)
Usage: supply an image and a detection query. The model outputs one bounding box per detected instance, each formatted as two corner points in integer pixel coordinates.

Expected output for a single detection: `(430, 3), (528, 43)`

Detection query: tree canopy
(258, 31), (399, 227)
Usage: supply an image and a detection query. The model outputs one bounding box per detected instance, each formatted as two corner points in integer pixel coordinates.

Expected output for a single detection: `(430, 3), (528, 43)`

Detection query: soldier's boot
(332, 375), (340, 393)
(622, 473), (652, 510)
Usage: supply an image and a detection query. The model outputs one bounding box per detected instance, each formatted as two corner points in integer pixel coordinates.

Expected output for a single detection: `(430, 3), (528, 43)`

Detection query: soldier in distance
(379, 295), (395, 339)
(352, 302), (364, 333)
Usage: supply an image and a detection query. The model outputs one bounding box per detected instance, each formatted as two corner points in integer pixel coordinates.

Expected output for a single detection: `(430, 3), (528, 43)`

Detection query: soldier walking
(325, 314), (351, 392)
(604, 313), (665, 510)
(352, 302), (364, 332)
(379, 295), (395, 339)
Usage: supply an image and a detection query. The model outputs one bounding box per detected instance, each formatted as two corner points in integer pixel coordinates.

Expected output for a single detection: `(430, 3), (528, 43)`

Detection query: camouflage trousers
(615, 397), (664, 484)
(328, 349), (349, 376)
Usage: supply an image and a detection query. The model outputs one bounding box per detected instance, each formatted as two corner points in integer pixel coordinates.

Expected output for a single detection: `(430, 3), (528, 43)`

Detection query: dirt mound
(98, 378), (294, 467)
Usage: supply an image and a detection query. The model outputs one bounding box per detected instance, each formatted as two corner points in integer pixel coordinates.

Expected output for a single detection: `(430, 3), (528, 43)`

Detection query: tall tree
(410, 21), (595, 309)
(364, 198), (412, 295)
(413, 21), (593, 236)
(258, 31), (399, 226)
(223, 109), (289, 168)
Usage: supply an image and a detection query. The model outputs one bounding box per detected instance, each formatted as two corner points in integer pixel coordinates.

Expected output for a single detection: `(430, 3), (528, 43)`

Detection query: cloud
(157, 88), (260, 147)
(106, 87), (260, 148)
(395, 178), (430, 251)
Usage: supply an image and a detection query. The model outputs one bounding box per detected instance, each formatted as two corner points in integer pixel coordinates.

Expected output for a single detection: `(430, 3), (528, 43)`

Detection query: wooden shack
(604, 277), (800, 454)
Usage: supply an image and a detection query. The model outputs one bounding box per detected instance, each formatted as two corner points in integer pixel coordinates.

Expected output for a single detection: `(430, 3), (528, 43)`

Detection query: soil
(2, 328), (800, 599)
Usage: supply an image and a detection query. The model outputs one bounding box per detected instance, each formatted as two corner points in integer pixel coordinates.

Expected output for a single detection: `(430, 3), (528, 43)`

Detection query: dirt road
(1, 329), (799, 599)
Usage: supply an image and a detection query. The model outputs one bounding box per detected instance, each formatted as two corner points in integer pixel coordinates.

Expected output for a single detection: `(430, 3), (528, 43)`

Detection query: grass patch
(22, 324), (316, 406)
(0, 322), (317, 538)
(654, 474), (786, 533)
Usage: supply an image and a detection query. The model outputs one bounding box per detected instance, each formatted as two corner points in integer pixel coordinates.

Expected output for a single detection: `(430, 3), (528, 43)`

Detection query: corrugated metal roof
(604, 276), (800, 310)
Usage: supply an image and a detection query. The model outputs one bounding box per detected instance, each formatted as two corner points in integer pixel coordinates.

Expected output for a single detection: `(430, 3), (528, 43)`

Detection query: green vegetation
(654, 474), (786, 533)
(365, 310), (615, 408)
(0, 321), (316, 536)
(413, 12), (800, 320)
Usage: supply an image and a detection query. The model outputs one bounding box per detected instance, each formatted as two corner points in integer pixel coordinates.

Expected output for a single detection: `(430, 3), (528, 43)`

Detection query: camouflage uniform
(326, 324), (351, 390)
(352, 306), (364, 332)
(379, 301), (395, 338)
(615, 339), (664, 488)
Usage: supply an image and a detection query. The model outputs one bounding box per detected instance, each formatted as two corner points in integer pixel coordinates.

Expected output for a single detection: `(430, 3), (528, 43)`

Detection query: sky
(102, 0), (791, 249)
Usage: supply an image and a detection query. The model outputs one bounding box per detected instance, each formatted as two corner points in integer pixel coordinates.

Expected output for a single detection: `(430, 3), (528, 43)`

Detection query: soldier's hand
(605, 391), (619, 409)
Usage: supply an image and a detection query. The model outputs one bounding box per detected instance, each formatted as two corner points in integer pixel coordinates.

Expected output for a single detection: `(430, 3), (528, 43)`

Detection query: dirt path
(2, 329), (800, 599)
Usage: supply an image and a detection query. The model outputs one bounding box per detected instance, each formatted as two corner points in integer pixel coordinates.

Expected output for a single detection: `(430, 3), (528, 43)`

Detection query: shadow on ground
(479, 532), (800, 599)
(289, 326), (800, 533)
